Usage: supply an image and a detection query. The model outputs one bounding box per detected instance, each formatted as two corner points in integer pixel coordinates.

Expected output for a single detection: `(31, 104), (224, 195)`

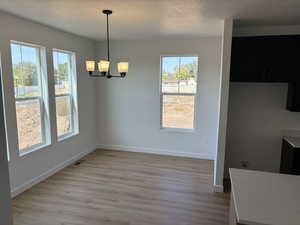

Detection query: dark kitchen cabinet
(230, 35), (300, 83)
(230, 35), (300, 112)
(280, 138), (300, 175)
(287, 83), (300, 112)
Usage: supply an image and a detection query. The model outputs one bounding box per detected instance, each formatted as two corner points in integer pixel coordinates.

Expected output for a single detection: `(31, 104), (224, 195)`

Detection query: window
(160, 56), (198, 130)
(11, 41), (50, 154)
(53, 49), (78, 139)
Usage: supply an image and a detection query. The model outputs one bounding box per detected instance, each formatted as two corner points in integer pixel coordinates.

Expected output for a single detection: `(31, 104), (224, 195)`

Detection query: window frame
(159, 55), (199, 132)
(52, 48), (78, 141)
(10, 40), (51, 156)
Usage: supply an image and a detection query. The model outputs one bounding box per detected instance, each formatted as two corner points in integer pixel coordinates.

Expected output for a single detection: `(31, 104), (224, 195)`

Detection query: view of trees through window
(161, 56), (198, 129)
(53, 50), (74, 137)
(11, 43), (45, 151)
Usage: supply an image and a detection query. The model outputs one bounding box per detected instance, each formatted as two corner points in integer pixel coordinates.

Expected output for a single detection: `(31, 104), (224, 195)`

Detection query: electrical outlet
(240, 160), (249, 168)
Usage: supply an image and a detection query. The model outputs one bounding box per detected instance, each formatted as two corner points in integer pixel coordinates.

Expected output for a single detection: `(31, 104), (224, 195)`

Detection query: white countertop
(283, 136), (300, 148)
(230, 168), (300, 225)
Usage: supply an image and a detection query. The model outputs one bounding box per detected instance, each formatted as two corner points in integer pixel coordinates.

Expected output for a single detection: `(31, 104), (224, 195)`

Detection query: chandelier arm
(109, 75), (125, 78)
(89, 72), (106, 77)
(106, 71), (126, 78)
(108, 72), (120, 75)
(89, 71), (126, 78)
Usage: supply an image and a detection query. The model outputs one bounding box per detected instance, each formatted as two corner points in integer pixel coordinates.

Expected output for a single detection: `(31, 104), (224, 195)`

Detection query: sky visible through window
(11, 44), (37, 65)
(53, 51), (68, 70)
(162, 56), (198, 73)
(53, 51), (70, 94)
(11, 43), (41, 98)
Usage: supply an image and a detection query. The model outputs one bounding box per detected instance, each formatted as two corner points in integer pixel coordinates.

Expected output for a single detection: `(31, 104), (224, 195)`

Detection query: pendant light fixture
(86, 10), (129, 78)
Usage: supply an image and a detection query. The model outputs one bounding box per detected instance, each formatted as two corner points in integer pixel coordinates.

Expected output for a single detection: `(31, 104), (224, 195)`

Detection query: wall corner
(214, 18), (233, 190)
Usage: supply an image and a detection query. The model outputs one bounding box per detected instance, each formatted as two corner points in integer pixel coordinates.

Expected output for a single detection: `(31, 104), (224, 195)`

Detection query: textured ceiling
(1, 0), (300, 40)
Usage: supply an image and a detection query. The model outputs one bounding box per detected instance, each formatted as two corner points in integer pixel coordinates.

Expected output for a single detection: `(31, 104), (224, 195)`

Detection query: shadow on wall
(224, 82), (300, 178)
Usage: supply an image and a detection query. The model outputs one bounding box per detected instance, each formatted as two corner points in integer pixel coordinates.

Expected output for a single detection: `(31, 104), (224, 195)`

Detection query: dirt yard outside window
(16, 98), (71, 151)
(162, 95), (195, 129)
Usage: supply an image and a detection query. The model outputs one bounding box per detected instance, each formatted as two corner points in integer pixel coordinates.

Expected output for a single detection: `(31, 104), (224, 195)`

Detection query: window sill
(58, 132), (79, 142)
(160, 127), (197, 133)
(19, 142), (51, 157)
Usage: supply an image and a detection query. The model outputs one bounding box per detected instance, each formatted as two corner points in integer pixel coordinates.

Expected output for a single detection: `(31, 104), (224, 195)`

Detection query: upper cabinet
(287, 82), (300, 112)
(230, 35), (300, 112)
(230, 35), (300, 83)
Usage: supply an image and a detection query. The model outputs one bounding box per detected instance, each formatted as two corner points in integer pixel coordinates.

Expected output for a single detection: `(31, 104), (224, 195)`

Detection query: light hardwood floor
(13, 150), (229, 225)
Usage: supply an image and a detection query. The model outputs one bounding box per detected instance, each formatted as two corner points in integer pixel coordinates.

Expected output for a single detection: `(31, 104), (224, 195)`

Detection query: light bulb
(85, 61), (95, 72)
(98, 60), (110, 72)
(117, 62), (129, 73)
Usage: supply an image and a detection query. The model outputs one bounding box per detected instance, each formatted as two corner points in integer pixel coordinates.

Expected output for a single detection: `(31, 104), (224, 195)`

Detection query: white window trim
(159, 55), (199, 132)
(53, 49), (79, 141)
(11, 41), (51, 156)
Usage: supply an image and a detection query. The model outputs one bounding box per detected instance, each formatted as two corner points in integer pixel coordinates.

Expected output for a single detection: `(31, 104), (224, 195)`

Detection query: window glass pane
(162, 57), (179, 93)
(53, 51), (71, 95)
(56, 95), (72, 137)
(162, 95), (195, 129)
(162, 56), (198, 94)
(11, 44), (40, 98)
(16, 99), (43, 150)
(11, 42), (47, 152)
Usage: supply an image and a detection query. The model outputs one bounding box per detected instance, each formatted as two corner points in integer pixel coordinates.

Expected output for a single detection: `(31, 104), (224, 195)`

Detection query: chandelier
(85, 10), (129, 78)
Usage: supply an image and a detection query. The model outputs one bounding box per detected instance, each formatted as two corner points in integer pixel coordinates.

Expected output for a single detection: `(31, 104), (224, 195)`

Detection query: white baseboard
(213, 185), (224, 193)
(96, 144), (215, 160)
(11, 147), (96, 198)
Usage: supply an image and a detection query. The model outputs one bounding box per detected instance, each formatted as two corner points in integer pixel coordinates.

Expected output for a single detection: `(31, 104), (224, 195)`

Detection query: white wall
(224, 83), (300, 177)
(0, 65), (13, 224)
(96, 38), (222, 160)
(0, 11), (98, 195)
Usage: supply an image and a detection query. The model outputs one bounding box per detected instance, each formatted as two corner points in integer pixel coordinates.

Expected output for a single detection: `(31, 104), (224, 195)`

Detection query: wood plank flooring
(12, 150), (229, 225)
